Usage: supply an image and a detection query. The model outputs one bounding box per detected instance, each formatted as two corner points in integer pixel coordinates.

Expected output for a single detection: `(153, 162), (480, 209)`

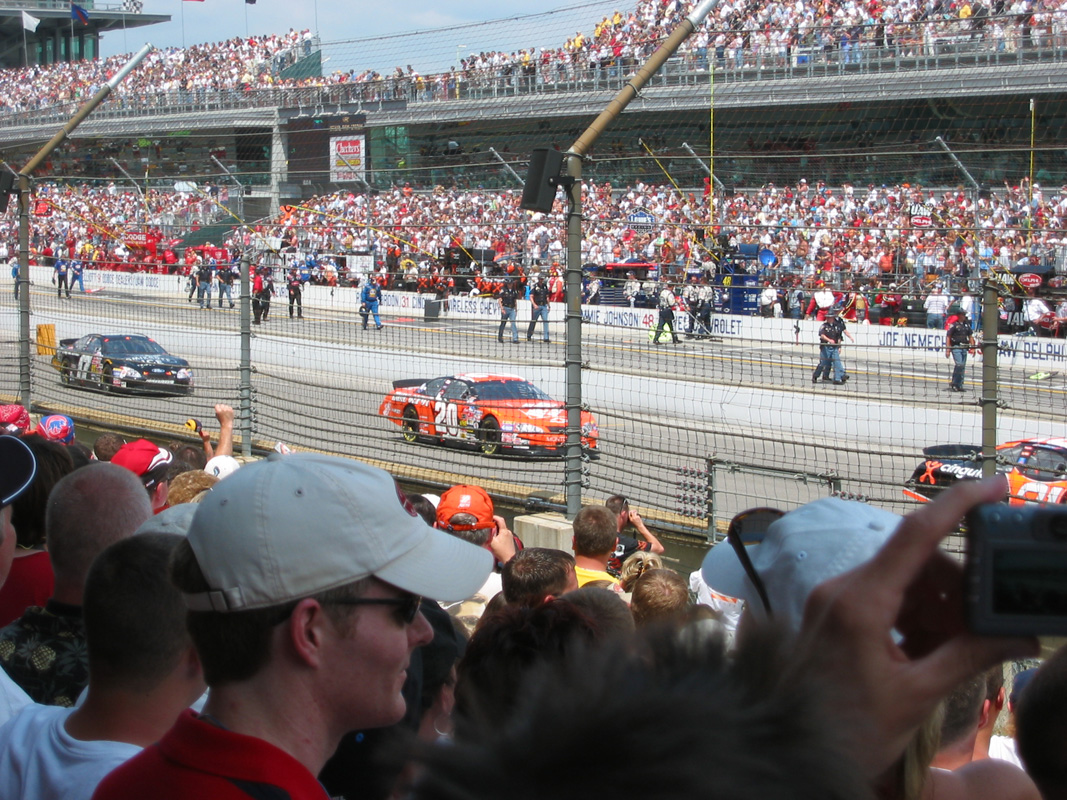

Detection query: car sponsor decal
(936, 462), (983, 480)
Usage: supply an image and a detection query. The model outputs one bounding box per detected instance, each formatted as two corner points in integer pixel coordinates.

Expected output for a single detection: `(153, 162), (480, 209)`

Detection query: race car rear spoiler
(922, 444), (981, 459)
(392, 379), (426, 390)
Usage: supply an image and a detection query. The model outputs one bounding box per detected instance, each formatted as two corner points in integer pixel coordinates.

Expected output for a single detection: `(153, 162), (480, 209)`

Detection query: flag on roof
(71, 3), (90, 24)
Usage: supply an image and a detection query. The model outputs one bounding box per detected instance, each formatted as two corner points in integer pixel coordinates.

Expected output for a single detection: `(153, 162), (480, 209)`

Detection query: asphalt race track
(3, 284), (1066, 532)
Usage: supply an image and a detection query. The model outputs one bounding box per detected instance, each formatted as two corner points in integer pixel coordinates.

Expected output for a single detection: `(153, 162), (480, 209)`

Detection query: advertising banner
(329, 136), (366, 183)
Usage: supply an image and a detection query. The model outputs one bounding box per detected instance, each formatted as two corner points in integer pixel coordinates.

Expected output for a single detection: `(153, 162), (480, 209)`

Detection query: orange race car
(379, 373), (598, 456)
(904, 438), (1067, 505)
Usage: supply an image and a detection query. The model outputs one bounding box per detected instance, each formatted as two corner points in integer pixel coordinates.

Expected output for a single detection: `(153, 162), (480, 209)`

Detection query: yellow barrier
(36, 323), (56, 356)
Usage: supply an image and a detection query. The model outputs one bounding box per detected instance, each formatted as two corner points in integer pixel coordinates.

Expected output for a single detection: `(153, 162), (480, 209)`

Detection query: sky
(99, 0), (624, 75)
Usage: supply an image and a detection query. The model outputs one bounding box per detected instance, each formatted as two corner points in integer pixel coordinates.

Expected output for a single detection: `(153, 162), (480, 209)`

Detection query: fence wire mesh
(1, 2), (1067, 537)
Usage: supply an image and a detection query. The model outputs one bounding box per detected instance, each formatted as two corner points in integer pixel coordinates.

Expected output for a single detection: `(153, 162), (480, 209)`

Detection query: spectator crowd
(0, 0), (1063, 117)
(0, 400), (1063, 800)
(230, 176), (1065, 296)
(8, 176), (1065, 330)
(0, 29), (315, 117)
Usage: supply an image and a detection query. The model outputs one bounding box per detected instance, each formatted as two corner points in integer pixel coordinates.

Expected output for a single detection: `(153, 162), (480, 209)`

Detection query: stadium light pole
(17, 43), (153, 410)
(560, 0), (719, 519)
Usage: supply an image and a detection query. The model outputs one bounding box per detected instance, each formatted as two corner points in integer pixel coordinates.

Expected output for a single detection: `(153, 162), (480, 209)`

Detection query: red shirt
(0, 551), (54, 627)
(92, 710), (329, 800)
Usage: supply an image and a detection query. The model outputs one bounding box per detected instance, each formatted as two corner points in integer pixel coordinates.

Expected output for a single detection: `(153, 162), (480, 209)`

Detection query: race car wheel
(401, 406), (421, 443)
(479, 417), (501, 456)
(59, 362), (72, 385)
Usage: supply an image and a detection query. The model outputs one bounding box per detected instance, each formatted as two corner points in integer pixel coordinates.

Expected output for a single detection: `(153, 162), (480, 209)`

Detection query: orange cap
(436, 485), (495, 531)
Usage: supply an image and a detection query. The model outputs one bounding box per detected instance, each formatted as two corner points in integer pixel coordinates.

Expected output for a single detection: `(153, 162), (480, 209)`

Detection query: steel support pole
(934, 136), (982, 278)
(211, 154), (245, 222)
(680, 141), (725, 190)
(563, 154), (584, 519)
(17, 174), (29, 408)
(981, 280), (999, 478)
(489, 147), (525, 187)
(561, 0), (720, 518)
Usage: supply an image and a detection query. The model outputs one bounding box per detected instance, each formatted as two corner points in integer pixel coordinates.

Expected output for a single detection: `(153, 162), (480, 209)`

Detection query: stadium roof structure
(0, 3), (168, 69)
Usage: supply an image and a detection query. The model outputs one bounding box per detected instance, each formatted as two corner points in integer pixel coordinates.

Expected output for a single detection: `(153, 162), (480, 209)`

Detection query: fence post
(564, 153), (584, 520)
(17, 173), (30, 409)
(980, 279), (999, 478)
(239, 255), (253, 458)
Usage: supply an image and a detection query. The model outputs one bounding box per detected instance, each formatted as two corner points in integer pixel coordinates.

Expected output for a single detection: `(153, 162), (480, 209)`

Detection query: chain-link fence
(1, 4), (1066, 538)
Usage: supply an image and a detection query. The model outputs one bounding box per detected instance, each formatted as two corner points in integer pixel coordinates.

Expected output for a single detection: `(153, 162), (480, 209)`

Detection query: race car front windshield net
(474, 381), (553, 401)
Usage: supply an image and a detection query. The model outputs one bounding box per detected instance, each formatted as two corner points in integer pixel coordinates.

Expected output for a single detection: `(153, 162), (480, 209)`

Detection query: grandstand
(0, 5), (1061, 209)
(0, 1), (168, 69)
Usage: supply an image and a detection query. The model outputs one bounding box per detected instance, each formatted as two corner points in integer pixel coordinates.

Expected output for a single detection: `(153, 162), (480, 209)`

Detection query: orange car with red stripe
(379, 373), (598, 457)
(904, 438), (1067, 505)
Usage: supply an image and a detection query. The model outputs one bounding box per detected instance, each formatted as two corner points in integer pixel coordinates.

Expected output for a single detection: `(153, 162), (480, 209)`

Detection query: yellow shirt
(575, 565), (619, 587)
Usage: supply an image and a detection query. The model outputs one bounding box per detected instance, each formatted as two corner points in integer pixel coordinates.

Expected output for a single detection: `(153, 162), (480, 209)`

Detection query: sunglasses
(327, 593), (424, 625)
(726, 507), (784, 617)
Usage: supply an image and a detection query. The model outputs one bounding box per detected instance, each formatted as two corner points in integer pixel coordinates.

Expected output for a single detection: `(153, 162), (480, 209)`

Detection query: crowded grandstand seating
(0, 0), (1062, 118)
(0, 30), (315, 117)
(4, 177), (1061, 280)
(223, 179), (1064, 287)
(0, 182), (228, 272)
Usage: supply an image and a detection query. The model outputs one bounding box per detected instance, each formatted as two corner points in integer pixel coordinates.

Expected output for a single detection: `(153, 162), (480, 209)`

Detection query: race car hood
(119, 354), (189, 368)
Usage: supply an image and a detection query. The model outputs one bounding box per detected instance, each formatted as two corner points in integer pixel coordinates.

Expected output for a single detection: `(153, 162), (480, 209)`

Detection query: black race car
(52, 333), (194, 396)
(904, 439), (1067, 505)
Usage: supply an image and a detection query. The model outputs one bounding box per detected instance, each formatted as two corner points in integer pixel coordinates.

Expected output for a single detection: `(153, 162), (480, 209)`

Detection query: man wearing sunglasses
(94, 454), (493, 800)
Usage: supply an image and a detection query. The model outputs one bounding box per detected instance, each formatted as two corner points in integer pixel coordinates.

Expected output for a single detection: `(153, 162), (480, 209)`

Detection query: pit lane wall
(39, 266), (1067, 367)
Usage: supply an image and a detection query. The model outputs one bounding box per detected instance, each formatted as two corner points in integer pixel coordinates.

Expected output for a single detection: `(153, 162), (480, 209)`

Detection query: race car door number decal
(433, 401), (460, 437)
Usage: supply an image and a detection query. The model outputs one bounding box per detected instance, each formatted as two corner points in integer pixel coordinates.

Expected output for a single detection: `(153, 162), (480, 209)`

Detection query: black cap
(0, 436), (36, 507)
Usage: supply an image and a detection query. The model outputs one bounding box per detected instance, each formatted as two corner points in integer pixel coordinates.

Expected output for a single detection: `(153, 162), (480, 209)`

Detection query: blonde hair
(167, 470), (218, 505)
(900, 703), (945, 800)
(630, 568), (690, 628)
(618, 551), (664, 592)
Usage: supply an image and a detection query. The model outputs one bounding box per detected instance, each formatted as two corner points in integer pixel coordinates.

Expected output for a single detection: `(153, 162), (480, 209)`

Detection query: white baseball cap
(204, 455), (240, 480)
(701, 497), (902, 632)
(183, 453), (493, 612)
